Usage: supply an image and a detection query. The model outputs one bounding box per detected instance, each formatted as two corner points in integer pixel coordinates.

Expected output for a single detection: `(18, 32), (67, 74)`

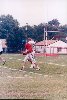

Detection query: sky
(0, 0), (67, 26)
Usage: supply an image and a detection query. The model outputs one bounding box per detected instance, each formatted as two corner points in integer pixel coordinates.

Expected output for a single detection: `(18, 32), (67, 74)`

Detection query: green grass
(1, 54), (67, 75)
(0, 54), (67, 99)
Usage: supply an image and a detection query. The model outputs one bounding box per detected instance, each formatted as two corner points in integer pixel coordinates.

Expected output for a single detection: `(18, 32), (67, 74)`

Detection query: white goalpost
(44, 25), (60, 54)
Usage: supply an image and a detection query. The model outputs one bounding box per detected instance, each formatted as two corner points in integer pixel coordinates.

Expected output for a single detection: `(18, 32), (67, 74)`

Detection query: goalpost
(43, 28), (67, 56)
(44, 25), (60, 56)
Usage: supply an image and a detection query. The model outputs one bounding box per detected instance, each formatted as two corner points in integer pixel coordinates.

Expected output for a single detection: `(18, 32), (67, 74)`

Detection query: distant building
(35, 40), (67, 54)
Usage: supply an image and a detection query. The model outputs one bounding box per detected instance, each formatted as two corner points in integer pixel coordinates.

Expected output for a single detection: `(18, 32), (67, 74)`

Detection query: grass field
(0, 54), (67, 99)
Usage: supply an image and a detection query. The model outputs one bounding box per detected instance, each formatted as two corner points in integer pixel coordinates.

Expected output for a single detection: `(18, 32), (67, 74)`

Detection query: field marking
(18, 59), (22, 60)
(9, 57), (13, 59)
(39, 61), (66, 66)
(0, 61), (66, 79)
(0, 65), (44, 78)
(6, 76), (25, 78)
(11, 69), (17, 71)
(46, 62), (66, 66)
(0, 65), (65, 79)
(4, 67), (7, 68)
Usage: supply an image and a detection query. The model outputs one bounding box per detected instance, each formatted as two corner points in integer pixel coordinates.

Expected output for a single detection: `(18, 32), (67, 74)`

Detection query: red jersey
(25, 43), (33, 53)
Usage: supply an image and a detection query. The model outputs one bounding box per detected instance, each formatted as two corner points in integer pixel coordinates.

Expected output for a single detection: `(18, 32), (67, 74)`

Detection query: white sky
(0, 0), (67, 26)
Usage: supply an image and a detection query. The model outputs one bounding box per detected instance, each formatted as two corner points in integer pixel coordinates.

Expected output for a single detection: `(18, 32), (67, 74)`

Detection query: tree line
(0, 14), (67, 53)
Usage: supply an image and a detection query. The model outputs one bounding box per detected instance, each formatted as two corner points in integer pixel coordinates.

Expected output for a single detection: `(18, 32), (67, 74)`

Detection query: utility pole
(25, 23), (28, 39)
(44, 27), (45, 53)
(45, 24), (48, 53)
(44, 23), (48, 53)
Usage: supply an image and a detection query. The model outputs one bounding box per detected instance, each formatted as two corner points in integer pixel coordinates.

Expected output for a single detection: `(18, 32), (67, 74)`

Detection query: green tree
(33, 23), (44, 42)
(59, 24), (67, 33)
(47, 19), (60, 39)
(0, 14), (25, 52)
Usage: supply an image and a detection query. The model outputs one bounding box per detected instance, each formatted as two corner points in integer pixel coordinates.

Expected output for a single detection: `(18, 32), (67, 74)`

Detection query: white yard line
(18, 59), (22, 60)
(0, 65), (44, 78)
(11, 69), (17, 71)
(7, 76), (25, 78)
(39, 61), (66, 67)
(4, 67), (7, 68)
(9, 57), (13, 59)
(0, 62), (66, 79)
(46, 62), (66, 66)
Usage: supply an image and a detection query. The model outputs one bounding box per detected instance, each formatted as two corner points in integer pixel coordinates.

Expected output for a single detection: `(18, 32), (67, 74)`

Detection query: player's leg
(29, 53), (40, 70)
(28, 53), (35, 68)
(21, 54), (29, 70)
(0, 51), (6, 65)
(27, 58), (32, 64)
(32, 59), (40, 70)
